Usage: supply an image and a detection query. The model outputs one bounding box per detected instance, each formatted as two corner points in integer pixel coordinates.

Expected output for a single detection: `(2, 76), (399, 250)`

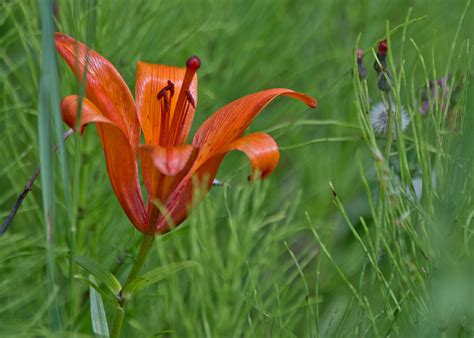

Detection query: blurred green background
(1, 0), (473, 337)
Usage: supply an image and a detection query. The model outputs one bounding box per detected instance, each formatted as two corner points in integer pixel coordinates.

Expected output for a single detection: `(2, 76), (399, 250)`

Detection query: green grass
(1, 0), (473, 337)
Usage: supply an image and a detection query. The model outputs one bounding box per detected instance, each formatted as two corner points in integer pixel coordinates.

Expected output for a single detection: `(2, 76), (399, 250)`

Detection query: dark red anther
(378, 39), (388, 55)
(157, 91), (170, 112)
(157, 81), (175, 113)
(186, 55), (201, 71)
(357, 48), (363, 61)
(157, 81), (175, 100)
(167, 80), (175, 97)
(186, 90), (196, 108)
(156, 88), (166, 101)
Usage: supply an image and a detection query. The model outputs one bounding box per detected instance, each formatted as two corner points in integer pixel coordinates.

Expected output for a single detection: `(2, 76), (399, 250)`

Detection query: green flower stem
(110, 234), (155, 338)
(384, 93), (394, 161)
(110, 307), (125, 338)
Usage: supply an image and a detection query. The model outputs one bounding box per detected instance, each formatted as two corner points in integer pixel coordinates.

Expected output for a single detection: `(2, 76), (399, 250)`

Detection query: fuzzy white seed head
(370, 102), (410, 136)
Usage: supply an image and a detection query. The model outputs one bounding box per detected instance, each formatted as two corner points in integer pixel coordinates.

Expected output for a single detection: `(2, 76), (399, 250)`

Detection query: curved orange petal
(139, 144), (196, 205)
(62, 96), (110, 133)
(135, 62), (197, 146)
(192, 88), (316, 169)
(154, 133), (279, 233)
(139, 144), (195, 177)
(153, 89), (316, 234)
(218, 132), (279, 180)
(55, 33), (140, 150)
(61, 96), (147, 232)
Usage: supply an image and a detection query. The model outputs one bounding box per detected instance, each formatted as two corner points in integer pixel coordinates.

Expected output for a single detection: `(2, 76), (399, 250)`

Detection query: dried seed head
(370, 102), (410, 136)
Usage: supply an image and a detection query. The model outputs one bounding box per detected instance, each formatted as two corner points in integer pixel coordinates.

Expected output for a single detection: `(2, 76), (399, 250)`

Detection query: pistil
(169, 55), (200, 145)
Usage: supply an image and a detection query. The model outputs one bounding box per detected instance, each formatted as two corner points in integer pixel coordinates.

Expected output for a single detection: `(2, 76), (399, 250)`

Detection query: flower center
(156, 55), (200, 146)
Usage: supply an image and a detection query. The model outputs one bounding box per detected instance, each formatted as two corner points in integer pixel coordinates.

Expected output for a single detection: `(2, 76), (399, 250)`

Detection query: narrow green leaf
(123, 261), (197, 297)
(74, 274), (117, 305)
(75, 256), (121, 296)
(89, 277), (110, 338)
(38, 0), (61, 330)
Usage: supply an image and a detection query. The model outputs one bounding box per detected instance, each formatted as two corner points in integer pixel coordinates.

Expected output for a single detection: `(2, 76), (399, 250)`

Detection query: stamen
(169, 55), (200, 145)
(186, 90), (196, 108)
(156, 80), (175, 145)
(157, 89), (170, 112)
(156, 80), (175, 112)
(167, 80), (175, 97)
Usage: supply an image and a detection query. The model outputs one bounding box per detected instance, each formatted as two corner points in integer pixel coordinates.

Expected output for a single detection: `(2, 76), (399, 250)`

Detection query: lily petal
(55, 33), (140, 150)
(218, 132), (279, 180)
(154, 173), (200, 234)
(139, 144), (195, 177)
(192, 88), (316, 169)
(139, 144), (195, 204)
(155, 89), (316, 233)
(155, 133), (278, 233)
(61, 95), (147, 232)
(135, 62), (197, 146)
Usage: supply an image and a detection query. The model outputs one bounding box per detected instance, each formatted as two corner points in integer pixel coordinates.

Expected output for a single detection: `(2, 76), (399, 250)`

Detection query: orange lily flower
(55, 33), (316, 234)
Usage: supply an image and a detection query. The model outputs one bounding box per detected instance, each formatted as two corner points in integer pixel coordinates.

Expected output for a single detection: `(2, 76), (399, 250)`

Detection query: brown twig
(0, 128), (74, 237)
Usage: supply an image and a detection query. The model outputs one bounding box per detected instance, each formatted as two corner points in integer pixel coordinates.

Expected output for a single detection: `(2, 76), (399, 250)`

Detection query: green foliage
(75, 255), (122, 296)
(0, 0), (473, 337)
(122, 261), (197, 297)
(89, 277), (110, 338)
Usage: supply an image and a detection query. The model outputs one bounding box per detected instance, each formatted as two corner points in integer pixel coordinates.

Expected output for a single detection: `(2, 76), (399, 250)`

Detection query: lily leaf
(75, 256), (122, 296)
(123, 261), (197, 297)
(89, 276), (110, 338)
(74, 273), (117, 305)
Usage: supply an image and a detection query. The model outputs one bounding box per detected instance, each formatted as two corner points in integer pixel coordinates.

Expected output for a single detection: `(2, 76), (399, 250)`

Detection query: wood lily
(56, 33), (317, 234)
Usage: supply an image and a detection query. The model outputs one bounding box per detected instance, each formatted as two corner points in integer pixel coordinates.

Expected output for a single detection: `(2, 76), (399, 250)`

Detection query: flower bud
(357, 49), (367, 81)
(378, 70), (392, 92)
(374, 39), (388, 74)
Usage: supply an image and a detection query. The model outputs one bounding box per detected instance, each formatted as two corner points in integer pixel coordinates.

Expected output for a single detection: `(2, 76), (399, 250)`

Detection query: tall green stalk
(110, 234), (155, 338)
(38, 0), (63, 330)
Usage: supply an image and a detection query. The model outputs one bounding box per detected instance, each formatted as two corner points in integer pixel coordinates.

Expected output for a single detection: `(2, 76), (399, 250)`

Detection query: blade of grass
(38, 0), (62, 329)
(89, 276), (110, 338)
